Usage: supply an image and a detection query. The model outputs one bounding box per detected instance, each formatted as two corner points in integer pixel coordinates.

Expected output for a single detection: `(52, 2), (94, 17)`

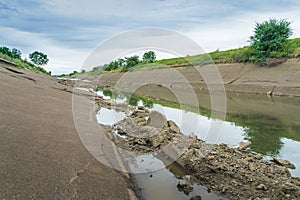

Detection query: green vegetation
(143, 51), (156, 63)
(141, 38), (300, 69)
(0, 47), (21, 59)
(99, 51), (157, 73)
(74, 19), (298, 76)
(249, 19), (293, 63)
(103, 55), (141, 72)
(29, 51), (49, 66)
(0, 46), (51, 75)
(88, 66), (103, 75)
(57, 70), (79, 77)
(80, 37), (300, 75)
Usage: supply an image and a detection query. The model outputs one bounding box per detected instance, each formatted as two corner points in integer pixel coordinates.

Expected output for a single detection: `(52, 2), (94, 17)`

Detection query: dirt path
(0, 63), (140, 199)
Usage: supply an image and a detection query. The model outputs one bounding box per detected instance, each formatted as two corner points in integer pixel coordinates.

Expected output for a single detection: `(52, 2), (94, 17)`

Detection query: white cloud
(1, 1), (300, 74)
(185, 9), (300, 53)
(0, 27), (88, 74)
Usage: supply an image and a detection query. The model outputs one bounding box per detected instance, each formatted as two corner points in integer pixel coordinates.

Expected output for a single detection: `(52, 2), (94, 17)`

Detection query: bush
(125, 55), (139, 67)
(29, 51), (49, 66)
(143, 51), (156, 63)
(269, 51), (288, 58)
(292, 47), (300, 58)
(103, 61), (119, 71)
(249, 19), (293, 63)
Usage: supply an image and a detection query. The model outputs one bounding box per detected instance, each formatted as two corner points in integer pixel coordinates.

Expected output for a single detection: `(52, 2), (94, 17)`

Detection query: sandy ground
(0, 63), (140, 199)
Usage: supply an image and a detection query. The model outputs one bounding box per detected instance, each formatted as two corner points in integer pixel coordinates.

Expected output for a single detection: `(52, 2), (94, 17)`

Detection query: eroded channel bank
(92, 89), (300, 200)
(78, 58), (300, 97)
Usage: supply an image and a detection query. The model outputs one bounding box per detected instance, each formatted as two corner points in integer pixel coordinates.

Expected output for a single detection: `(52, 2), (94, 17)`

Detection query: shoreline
(93, 93), (300, 199)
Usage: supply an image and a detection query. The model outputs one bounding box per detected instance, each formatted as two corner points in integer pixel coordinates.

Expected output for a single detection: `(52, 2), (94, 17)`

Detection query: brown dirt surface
(0, 63), (141, 200)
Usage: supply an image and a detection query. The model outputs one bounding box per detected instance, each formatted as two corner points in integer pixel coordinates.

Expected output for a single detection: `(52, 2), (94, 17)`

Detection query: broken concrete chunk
(238, 141), (251, 150)
(256, 184), (268, 191)
(168, 120), (180, 133)
(177, 179), (193, 195)
(272, 157), (296, 169)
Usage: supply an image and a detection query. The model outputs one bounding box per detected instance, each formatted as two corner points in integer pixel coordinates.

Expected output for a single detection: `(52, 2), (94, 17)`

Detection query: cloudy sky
(1, 0), (300, 74)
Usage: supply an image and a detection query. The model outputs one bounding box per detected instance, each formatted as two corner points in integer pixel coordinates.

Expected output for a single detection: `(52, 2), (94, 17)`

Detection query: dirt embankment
(81, 58), (300, 97)
(0, 63), (140, 199)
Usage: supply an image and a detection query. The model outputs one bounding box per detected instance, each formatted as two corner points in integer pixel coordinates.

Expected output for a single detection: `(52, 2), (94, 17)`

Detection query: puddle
(127, 154), (226, 200)
(96, 107), (126, 126)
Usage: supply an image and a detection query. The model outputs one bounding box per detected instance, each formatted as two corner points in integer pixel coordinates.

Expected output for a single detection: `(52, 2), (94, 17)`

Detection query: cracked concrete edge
(101, 125), (143, 200)
(70, 87), (143, 200)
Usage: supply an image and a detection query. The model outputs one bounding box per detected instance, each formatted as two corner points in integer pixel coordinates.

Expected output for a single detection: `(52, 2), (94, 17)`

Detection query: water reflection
(96, 107), (126, 126)
(127, 154), (226, 200)
(96, 88), (300, 177)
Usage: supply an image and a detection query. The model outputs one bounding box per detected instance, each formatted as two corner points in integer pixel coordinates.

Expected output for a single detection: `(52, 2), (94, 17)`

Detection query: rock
(132, 110), (148, 118)
(272, 157), (296, 169)
(238, 141), (251, 150)
(133, 117), (146, 125)
(150, 133), (165, 148)
(134, 138), (146, 145)
(183, 175), (192, 183)
(267, 90), (272, 96)
(281, 183), (297, 194)
(256, 184), (268, 191)
(147, 111), (167, 128)
(168, 120), (180, 133)
(249, 163), (256, 171)
(177, 179), (193, 195)
(189, 195), (201, 200)
(189, 133), (197, 140)
(137, 106), (148, 111)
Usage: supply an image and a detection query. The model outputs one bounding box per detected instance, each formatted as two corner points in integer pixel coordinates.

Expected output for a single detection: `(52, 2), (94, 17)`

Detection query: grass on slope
(0, 53), (50, 75)
(129, 38), (300, 71)
(68, 37), (300, 76)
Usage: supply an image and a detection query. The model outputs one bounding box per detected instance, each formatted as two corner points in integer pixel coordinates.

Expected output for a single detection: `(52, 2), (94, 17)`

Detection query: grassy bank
(132, 37), (300, 70)
(80, 37), (300, 76)
(0, 53), (50, 75)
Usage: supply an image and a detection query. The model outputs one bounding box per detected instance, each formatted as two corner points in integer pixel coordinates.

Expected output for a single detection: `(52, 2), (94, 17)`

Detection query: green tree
(117, 58), (125, 66)
(92, 66), (101, 72)
(143, 51), (156, 63)
(0, 47), (12, 57)
(104, 60), (119, 71)
(249, 19), (292, 63)
(11, 48), (22, 59)
(29, 51), (49, 66)
(125, 55), (139, 67)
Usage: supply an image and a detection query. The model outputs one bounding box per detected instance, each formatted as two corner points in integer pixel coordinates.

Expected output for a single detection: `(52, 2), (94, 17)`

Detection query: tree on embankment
(29, 51), (49, 66)
(248, 19), (293, 64)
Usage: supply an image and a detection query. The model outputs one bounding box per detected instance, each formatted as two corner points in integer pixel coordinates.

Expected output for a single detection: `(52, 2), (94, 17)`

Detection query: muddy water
(95, 88), (300, 199)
